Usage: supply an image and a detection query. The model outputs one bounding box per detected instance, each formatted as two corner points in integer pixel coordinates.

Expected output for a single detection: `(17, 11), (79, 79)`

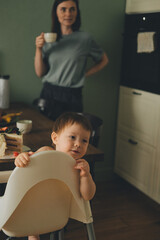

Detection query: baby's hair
(52, 112), (92, 134)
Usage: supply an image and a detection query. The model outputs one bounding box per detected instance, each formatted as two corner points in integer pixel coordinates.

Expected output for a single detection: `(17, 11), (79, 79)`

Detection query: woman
(34, 0), (108, 120)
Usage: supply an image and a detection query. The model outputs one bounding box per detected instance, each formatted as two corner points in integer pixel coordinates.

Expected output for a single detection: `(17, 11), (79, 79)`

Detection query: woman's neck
(61, 25), (73, 35)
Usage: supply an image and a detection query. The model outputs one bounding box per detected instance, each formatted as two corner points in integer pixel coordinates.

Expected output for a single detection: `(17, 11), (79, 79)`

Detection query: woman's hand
(14, 151), (34, 167)
(35, 32), (45, 49)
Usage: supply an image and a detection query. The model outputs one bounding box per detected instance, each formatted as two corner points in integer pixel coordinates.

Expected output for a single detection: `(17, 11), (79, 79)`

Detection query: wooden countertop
(0, 103), (104, 171)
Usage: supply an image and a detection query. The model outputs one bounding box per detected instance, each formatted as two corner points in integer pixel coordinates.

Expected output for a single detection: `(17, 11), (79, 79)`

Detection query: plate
(0, 116), (21, 127)
(0, 145), (31, 160)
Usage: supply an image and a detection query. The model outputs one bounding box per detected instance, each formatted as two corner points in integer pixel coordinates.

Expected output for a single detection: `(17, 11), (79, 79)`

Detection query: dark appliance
(121, 12), (160, 94)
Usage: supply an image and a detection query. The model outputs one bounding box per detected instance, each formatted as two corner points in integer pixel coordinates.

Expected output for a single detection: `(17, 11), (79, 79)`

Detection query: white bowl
(16, 120), (32, 134)
(44, 33), (57, 43)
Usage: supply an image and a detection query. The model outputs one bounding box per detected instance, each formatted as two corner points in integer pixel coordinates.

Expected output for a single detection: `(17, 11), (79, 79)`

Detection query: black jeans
(40, 82), (83, 120)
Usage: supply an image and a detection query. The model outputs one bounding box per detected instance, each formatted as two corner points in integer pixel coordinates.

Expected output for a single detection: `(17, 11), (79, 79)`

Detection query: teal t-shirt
(42, 31), (104, 88)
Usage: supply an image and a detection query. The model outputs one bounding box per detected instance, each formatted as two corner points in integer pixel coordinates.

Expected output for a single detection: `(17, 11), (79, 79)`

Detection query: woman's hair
(51, 0), (81, 39)
(52, 112), (92, 134)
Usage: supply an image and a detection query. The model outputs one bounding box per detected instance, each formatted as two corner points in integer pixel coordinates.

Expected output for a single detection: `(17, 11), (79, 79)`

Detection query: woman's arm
(85, 53), (109, 77)
(34, 33), (48, 77)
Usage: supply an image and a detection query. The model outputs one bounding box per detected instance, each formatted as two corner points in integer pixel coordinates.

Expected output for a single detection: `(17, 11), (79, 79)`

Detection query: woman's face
(56, 0), (77, 29)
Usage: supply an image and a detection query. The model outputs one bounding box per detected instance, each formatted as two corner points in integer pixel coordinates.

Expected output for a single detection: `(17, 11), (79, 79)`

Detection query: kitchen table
(0, 103), (104, 178)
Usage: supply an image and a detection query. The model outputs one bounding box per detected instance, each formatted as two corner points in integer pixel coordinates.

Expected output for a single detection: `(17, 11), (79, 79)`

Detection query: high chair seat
(0, 171), (12, 184)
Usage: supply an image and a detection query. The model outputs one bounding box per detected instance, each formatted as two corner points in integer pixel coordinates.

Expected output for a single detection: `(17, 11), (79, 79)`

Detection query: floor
(1, 176), (160, 240)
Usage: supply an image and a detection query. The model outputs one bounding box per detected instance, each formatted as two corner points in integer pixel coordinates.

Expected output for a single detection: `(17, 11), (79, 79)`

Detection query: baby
(15, 112), (96, 240)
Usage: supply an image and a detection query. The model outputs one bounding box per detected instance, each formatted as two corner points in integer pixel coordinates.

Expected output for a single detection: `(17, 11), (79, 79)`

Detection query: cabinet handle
(132, 91), (142, 95)
(128, 139), (138, 145)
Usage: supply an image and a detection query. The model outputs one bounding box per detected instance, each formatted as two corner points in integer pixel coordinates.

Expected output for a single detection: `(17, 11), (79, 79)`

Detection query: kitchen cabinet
(114, 86), (160, 203)
(126, 0), (160, 14)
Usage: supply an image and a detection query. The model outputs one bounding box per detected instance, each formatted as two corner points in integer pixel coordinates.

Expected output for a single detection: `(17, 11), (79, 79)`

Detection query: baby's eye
(83, 139), (88, 144)
(69, 135), (75, 140)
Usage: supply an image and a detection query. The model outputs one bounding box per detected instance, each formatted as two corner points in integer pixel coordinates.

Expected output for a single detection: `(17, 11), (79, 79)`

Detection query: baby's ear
(51, 132), (58, 144)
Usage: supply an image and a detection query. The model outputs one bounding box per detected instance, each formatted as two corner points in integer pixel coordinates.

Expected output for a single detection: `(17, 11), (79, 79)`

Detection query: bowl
(16, 120), (32, 134)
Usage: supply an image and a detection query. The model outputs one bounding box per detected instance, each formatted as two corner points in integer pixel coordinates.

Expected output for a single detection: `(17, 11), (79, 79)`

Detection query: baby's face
(52, 123), (90, 160)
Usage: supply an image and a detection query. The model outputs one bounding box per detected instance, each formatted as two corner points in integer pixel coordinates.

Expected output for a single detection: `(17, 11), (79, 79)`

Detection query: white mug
(44, 33), (57, 43)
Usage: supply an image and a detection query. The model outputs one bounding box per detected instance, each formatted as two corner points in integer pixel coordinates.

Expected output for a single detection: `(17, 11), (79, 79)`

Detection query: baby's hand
(14, 151), (33, 167)
(74, 159), (90, 178)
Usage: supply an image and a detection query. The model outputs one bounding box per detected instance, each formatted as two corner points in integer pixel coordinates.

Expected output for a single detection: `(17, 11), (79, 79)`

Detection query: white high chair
(0, 171), (13, 196)
(0, 150), (96, 240)
(0, 171), (12, 184)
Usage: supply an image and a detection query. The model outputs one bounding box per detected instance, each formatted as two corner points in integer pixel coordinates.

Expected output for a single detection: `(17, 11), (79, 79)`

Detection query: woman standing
(34, 0), (108, 120)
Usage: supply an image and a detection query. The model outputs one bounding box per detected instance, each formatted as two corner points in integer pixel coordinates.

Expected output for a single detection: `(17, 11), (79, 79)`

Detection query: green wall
(0, 0), (126, 181)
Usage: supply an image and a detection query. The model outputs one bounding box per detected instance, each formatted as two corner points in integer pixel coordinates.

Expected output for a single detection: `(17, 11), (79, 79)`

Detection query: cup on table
(44, 33), (57, 43)
(16, 120), (32, 134)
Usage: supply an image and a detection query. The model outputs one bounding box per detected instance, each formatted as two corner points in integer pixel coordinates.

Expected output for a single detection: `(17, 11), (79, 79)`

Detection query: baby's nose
(74, 140), (80, 147)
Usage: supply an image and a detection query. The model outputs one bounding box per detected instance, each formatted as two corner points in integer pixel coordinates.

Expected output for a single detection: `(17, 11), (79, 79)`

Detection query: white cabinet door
(114, 132), (156, 198)
(126, 0), (160, 14)
(118, 86), (160, 147)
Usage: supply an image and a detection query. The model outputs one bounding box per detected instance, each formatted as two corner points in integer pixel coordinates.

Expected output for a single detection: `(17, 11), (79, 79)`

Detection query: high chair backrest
(0, 151), (93, 238)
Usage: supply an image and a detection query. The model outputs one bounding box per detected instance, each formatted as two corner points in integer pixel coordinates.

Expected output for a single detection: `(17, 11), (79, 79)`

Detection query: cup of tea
(16, 120), (32, 134)
(44, 33), (57, 43)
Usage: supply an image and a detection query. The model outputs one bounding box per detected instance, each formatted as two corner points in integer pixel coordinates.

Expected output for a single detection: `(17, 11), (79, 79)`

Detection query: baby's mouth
(71, 149), (79, 154)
